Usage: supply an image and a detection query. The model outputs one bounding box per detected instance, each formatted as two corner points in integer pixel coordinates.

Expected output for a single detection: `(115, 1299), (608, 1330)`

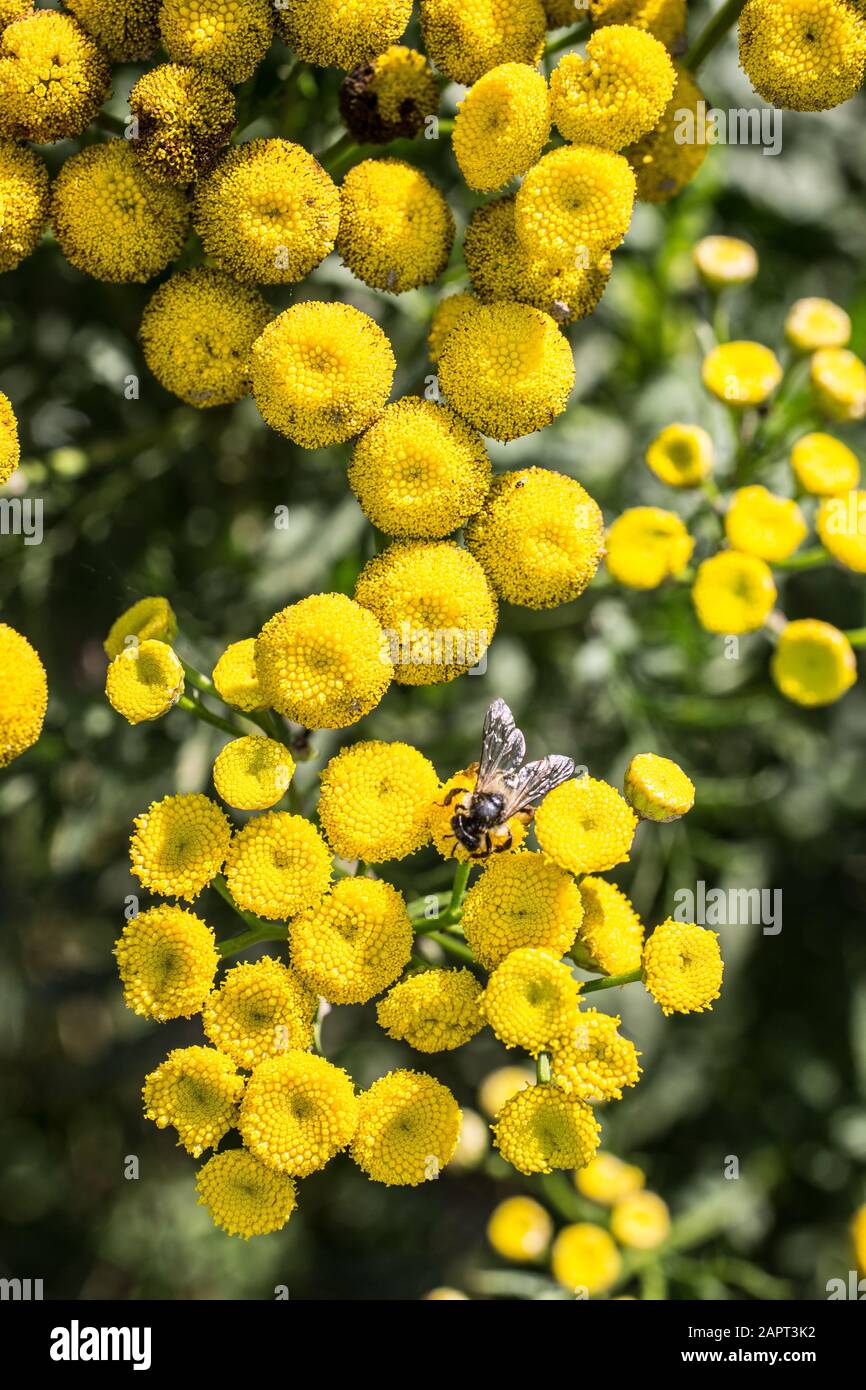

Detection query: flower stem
(683, 0), (748, 74)
(772, 546), (830, 571)
(581, 967), (643, 994)
(177, 693), (245, 738)
(845, 628), (866, 648)
(180, 659), (217, 696)
(545, 19), (590, 60)
(449, 862), (471, 915)
(212, 875), (288, 956)
(423, 930), (475, 965)
(536, 1051), (552, 1084)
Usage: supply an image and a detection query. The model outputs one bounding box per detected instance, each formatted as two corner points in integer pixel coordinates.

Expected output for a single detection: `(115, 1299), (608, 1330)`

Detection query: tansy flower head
(550, 1009), (641, 1101)
(196, 1148), (297, 1238)
(771, 618), (857, 707)
(240, 1051), (358, 1177)
(377, 968), (483, 1052)
(645, 423), (714, 489)
(605, 506), (694, 589)
(350, 1069), (461, 1185)
(129, 63), (236, 186)
(515, 145), (636, 266)
(738, 0), (866, 112)
(130, 793), (232, 901)
(290, 876), (413, 1005)
(535, 777), (638, 875)
(461, 850), (583, 970)
(354, 540), (497, 685)
(478, 1064), (534, 1117)
(611, 1190), (670, 1249)
(142, 1046), (244, 1156)
(317, 739), (440, 863)
(438, 301), (574, 442)
(213, 735), (295, 812)
(339, 46), (438, 145)
(104, 596), (177, 660)
(625, 67), (708, 203)
(337, 158), (454, 293)
(487, 1195), (553, 1261)
(224, 812), (332, 920)
(256, 592), (391, 728)
(453, 63), (550, 194)
(702, 341), (783, 407)
(212, 638), (265, 712)
(0, 390), (20, 485)
(251, 302), (395, 447)
(159, 0), (272, 84)
(420, 0), (546, 87)
(492, 1083), (601, 1175)
(543, 0), (585, 22)
(275, 0), (412, 70)
(0, 1), (31, 28)
(725, 484), (807, 562)
(0, 11), (109, 142)
(427, 291), (478, 365)
(642, 918), (723, 1015)
(105, 640), (184, 725)
(588, 0), (687, 49)
(51, 143), (190, 284)
(465, 467), (604, 609)
(624, 752), (694, 823)
(576, 876), (645, 977)
(785, 297), (851, 352)
(693, 235), (758, 288)
(429, 765), (529, 862)
(790, 433), (860, 497)
(691, 550), (777, 635)
(114, 903), (218, 1020)
(0, 623), (47, 768)
(65, 0), (160, 61)
(0, 139), (48, 274)
(550, 26), (675, 150)
(551, 1222), (621, 1295)
(194, 140), (340, 286)
(811, 348), (866, 421)
(203, 957), (317, 1067)
(575, 1151), (645, 1205)
(481, 947), (582, 1054)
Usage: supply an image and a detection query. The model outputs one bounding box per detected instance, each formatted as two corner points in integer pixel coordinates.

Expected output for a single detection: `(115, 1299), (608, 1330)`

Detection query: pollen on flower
(576, 876), (645, 977)
(481, 947), (582, 1054)
(338, 158), (454, 294)
(350, 1069), (462, 1185)
(275, 0), (413, 71)
(65, 0), (161, 62)
(461, 851), (583, 970)
(290, 876), (413, 1005)
(130, 793), (232, 901)
(492, 1083), (601, 1175)
(645, 423), (714, 489)
(239, 1050), (359, 1177)
(104, 596), (177, 659)
(429, 766), (529, 863)
(738, 0), (866, 112)
(0, 623), (47, 768)
(0, 11), (110, 142)
(419, 0), (546, 87)
(724, 485), (807, 562)
(515, 145), (636, 267)
(114, 903), (218, 1020)
(377, 969), (483, 1052)
(453, 63), (550, 194)
(212, 639), (266, 712)
(550, 25), (675, 151)
(624, 67), (708, 203)
(105, 639), (185, 725)
(203, 957), (317, 1068)
(0, 139), (48, 274)
(790, 432), (860, 497)
(702, 341), (783, 407)
(213, 735), (295, 812)
(317, 739), (441, 863)
(129, 63), (237, 186)
(551, 1221), (621, 1294)
(142, 1045), (244, 1156)
(0, 390), (19, 485)
(159, 0), (273, 84)
(624, 752), (695, 823)
(771, 619), (857, 707)
(691, 550), (777, 634)
(339, 46), (439, 145)
(196, 1148), (298, 1238)
(642, 918), (723, 1015)
(605, 506), (694, 589)
(224, 812), (332, 921)
(535, 777), (638, 875)
(550, 1009), (641, 1102)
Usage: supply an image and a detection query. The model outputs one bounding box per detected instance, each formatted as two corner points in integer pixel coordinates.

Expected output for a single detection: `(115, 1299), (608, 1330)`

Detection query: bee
(443, 698), (575, 858)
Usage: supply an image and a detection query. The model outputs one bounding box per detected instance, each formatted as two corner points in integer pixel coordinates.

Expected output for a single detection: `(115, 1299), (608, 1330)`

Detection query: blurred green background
(1, 4), (866, 1299)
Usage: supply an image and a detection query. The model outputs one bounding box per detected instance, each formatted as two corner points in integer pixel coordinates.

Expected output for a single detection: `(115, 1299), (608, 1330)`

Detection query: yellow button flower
(240, 1051), (358, 1177)
(0, 623), (47, 768)
(289, 877), (413, 1006)
(130, 793), (232, 901)
(203, 957), (317, 1068)
(552, 1222), (622, 1295)
(551, 1009), (641, 1101)
(224, 812), (332, 921)
(487, 1196), (553, 1261)
(605, 506), (694, 589)
(478, 1064), (535, 1118)
(811, 347), (866, 421)
(550, 25), (675, 150)
(724, 485), (807, 562)
(481, 947), (582, 1054)
(588, 0), (686, 48)
(0, 390), (18, 484)
(535, 777), (638, 875)
(790, 433), (860, 497)
(515, 145), (636, 266)
(212, 638), (266, 713)
(645, 423), (714, 488)
(105, 639), (184, 725)
(129, 62), (236, 186)
(693, 235), (758, 289)
(213, 736), (295, 812)
(196, 1148), (297, 1239)
(0, 139), (48, 274)
(624, 752), (695, 822)
(340, 45), (438, 145)
(625, 67), (708, 203)
(65, 0), (160, 62)
(428, 291), (478, 365)
(576, 876), (645, 977)
(0, 11), (109, 142)
(461, 850), (584, 971)
(275, 0), (413, 70)
(739, 0), (866, 112)
(114, 904), (219, 1020)
(611, 1190), (670, 1249)
(691, 550), (777, 634)
(453, 63), (550, 194)
(317, 739), (440, 863)
(493, 1084), (601, 1175)
(575, 1151), (645, 1205)
(350, 1069), (462, 1185)
(770, 619), (857, 707)
(143, 1046), (244, 1156)
(104, 596), (177, 659)
(159, 0), (272, 84)
(338, 158), (455, 294)
(702, 341), (783, 407)
(642, 918), (723, 1015)
(785, 297), (851, 352)
(419, 0), (546, 86)
(377, 968), (484, 1052)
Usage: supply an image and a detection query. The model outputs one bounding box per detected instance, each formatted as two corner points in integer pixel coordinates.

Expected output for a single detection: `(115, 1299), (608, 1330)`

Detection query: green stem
(536, 1051), (552, 1084)
(180, 659), (217, 696)
(407, 891), (452, 920)
(212, 875), (288, 956)
(318, 131), (355, 173)
(449, 862), (471, 915)
(177, 693), (245, 738)
(772, 546), (829, 571)
(95, 110), (127, 137)
(581, 967), (643, 994)
(545, 20), (590, 59)
(424, 930), (475, 965)
(845, 627), (866, 648)
(683, 0), (748, 73)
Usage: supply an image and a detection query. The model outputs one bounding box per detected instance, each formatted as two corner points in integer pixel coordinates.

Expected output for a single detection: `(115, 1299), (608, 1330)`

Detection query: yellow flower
(129, 63), (236, 186)
(853, 1203), (866, 1275)
(693, 235), (758, 289)
(105, 640), (184, 725)
(625, 66), (708, 203)
(349, 399), (491, 540)
(275, 0), (413, 70)
(481, 947), (582, 1054)
(203, 957), (317, 1067)
(515, 145), (636, 266)
(339, 45), (438, 145)
(212, 638), (265, 712)
(429, 765), (529, 863)
(771, 618), (857, 707)
(196, 1148), (297, 1238)
(0, 0), (31, 24)
(213, 735), (295, 812)
(645, 423), (714, 489)
(51, 143), (189, 284)
(478, 1064), (534, 1118)
(624, 752), (695, 822)
(605, 506), (694, 589)
(317, 739), (440, 863)
(487, 1196), (553, 1261)
(240, 1051), (358, 1176)
(703, 341), (783, 407)
(588, 0), (686, 48)
(64, 0), (160, 62)
(493, 1083), (601, 1175)
(194, 139), (340, 286)
(354, 540), (497, 685)
(790, 433), (860, 497)
(130, 793), (232, 901)
(351, 1069), (462, 1185)
(251, 302), (395, 447)
(576, 876), (645, 977)
(738, 0), (866, 112)
(419, 0), (546, 86)
(224, 812), (332, 921)
(428, 291), (478, 365)
(691, 550), (777, 634)
(377, 969), (484, 1051)
(550, 26), (675, 150)
(575, 1151), (645, 1205)
(0, 139), (47, 273)
(256, 592), (391, 728)
(290, 876), (413, 1005)
(465, 467), (604, 609)
(535, 777), (638, 875)
(114, 904), (218, 1020)
(454, 63), (550, 194)
(159, 0), (272, 83)
(142, 1045), (244, 1156)
(785, 297), (851, 352)
(338, 158), (454, 294)
(552, 1222), (622, 1295)
(543, 0), (585, 22)
(0, 11), (109, 142)
(438, 301), (575, 442)
(550, 1009), (641, 1101)
(811, 347), (866, 421)
(642, 918), (723, 1015)
(611, 1190), (670, 1249)
(461, 850), (583, 971)
(0, 623), (46, 768)
(0, 390), (18, 484)
(725, 484), (807, 562)
(104, 596), (177, 659)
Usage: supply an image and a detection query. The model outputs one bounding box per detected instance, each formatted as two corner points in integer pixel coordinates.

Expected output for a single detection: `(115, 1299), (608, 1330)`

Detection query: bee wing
(498, 755), (576, 820)
(477, 699), (526, 791)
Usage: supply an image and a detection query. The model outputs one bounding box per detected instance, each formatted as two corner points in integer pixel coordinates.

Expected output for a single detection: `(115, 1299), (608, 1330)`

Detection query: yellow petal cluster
(130, 792), (232, 900)
(289, 876), (413, 1005)
(224, 812), (332, 920)
(350, 1069), (461, 1185)
(317, 739), (440, 863)
(461, 850), (583, 970)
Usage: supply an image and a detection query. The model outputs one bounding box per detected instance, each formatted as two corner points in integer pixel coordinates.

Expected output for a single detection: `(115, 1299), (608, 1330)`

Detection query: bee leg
(443, 785), (470, 806)
(515, 807), (534, 827)
(496, 829), (513, 854)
